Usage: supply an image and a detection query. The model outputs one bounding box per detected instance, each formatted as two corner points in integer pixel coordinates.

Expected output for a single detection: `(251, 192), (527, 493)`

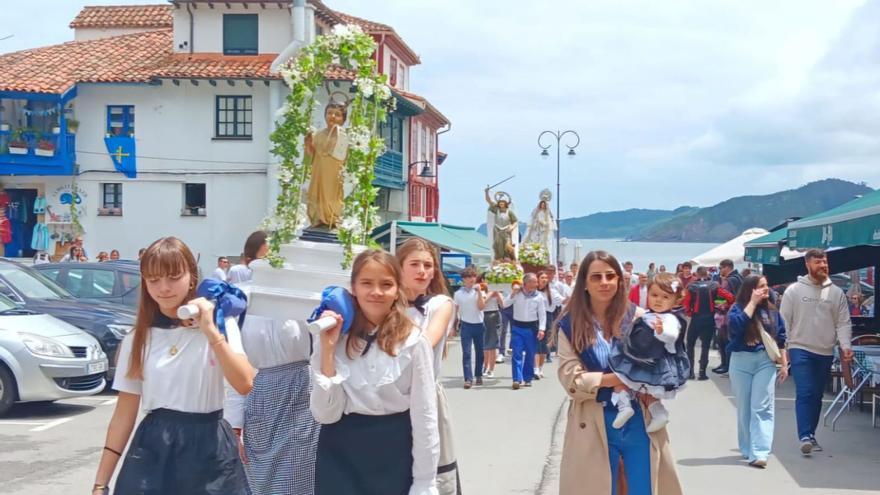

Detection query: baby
(608, 272), (690, 433)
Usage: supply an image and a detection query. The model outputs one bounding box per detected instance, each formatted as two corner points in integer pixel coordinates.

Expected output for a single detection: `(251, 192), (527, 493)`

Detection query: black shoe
(688, 372), (696, 380)
(712, 367), (728, 374)
(475, 377), (483, 386)
(698, 373), (709, 381)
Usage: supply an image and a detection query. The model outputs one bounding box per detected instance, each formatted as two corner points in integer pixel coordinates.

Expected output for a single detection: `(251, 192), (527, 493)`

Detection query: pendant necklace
(169, 331), (186, 356)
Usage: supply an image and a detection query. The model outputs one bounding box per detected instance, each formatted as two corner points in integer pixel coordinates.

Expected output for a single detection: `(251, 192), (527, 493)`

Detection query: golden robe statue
(305, 103), (348, 229)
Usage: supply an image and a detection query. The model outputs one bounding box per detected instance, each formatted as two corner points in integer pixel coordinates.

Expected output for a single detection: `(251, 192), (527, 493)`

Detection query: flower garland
(266, 24), (394, 268)
(519, 242), (549, 267)
(485, 262), (524, 284)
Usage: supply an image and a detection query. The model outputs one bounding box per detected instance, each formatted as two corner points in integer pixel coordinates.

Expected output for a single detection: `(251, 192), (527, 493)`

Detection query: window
(389, 56), (398, 87)
(67, 268), (116, 298)
(223, 14), (258, 55)
(106, 105), (135, 136)
(40, 268), (61, 282)
(183, 183), (207, 216)
(102, 183), (122, 209)
(215, 96), (253, 139)
(380, 114), (404, 153)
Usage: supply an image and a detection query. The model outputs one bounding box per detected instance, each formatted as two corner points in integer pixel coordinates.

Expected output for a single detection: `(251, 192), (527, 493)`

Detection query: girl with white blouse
(91, 237), (254, 495)
(310, 249), (439, 495)
(396, 238), (461, 494)
(227, 230), (268, 285)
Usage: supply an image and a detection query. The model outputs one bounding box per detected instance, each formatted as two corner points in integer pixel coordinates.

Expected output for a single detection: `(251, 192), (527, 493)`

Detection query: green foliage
(266, 25), (394, 269)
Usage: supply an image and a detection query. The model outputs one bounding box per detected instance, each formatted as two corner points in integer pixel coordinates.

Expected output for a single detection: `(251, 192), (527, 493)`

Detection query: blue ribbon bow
(195, 279), (248, 338)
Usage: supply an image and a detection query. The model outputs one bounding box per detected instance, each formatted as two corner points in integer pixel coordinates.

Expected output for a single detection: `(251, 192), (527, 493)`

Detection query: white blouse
(310, 326), (440, 495)
(226, 264), (253, 285)
(407, 294), (455, 379)
(113, 317), (245, 414)
(224, 316), (312, 428)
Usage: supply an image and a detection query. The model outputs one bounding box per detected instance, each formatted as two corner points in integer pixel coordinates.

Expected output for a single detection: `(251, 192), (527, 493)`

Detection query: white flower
(343, 173), (358, 197)
(331, 24), (352, 39)
(280, 65), (302, 87)
(278, 168), (294, 184)
(348, 125), (371, 153)
(375, 84), (392, 102)
(354, 77), (375, 98)
(274, 102), (292, 121)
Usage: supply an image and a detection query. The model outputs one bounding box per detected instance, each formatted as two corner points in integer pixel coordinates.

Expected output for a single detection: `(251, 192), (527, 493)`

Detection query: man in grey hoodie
(780, 249), (853, 456)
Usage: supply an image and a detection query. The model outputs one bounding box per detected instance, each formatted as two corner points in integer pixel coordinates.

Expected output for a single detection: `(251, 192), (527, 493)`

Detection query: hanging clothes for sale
(33, 196), (47, 215)
(0, 215), (11, 245)
(31, 223), (50, 252)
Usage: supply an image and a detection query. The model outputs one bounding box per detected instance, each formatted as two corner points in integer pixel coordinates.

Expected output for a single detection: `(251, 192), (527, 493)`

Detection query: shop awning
(744, 228), (788, 265)
(691, 228), (768, 266)
(787, 189), (880, 250)
(372, 221), (491, 257)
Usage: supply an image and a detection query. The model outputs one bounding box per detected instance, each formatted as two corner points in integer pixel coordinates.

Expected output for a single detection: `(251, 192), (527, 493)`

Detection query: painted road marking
(30, 417), (73, 432)
(0, 420), (45, 426)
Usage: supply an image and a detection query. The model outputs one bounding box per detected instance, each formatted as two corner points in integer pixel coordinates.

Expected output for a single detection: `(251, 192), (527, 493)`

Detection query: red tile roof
(395, 89), (450, 126)
(70, 4), (173, 29)
(154, 53), (276, 79)
(0, 30), (173, 94)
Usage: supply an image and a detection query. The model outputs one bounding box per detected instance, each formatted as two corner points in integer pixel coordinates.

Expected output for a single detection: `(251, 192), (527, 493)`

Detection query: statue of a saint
(305, 101), (349, 229)
(523, 188), (556, 261)
(484, 187), (519, 261)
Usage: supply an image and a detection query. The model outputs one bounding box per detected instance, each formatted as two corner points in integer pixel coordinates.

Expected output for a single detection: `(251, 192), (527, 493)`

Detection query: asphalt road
(1, 341), (879, 494)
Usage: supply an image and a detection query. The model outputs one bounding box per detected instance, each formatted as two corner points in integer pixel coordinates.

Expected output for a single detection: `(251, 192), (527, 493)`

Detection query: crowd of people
(87, 232), (858, 494)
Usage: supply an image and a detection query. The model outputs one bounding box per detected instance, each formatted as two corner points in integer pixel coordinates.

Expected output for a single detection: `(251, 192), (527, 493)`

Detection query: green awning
(744, 228), (788, 265)
(787, 189), (880, 249)
(372, 221), (491, 257)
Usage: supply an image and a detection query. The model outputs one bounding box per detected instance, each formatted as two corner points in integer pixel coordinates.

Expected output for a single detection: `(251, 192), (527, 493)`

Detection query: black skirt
(115, 408), (249, 495)
(315, 411), (413, 495)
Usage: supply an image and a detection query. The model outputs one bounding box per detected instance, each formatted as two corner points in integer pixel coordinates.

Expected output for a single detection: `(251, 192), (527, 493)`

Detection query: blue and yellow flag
(104, 136), (137, 178)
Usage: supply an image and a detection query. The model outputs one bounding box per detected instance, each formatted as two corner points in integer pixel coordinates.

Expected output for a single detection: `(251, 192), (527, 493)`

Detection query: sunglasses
(588, 272), (618, 283)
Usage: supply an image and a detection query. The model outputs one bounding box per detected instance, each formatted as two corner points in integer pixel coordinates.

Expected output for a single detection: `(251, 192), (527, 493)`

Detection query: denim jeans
(459, 322), (485, 383)
(604, 405), (652, 495)
(510, 326), (537, 383)
(729, 350), (777, 462)
(789, 348), (833, 440)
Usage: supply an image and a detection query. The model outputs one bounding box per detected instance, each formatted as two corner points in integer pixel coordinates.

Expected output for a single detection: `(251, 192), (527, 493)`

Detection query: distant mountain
(632, 179), (873, 242)
(475, 179), (873, 243)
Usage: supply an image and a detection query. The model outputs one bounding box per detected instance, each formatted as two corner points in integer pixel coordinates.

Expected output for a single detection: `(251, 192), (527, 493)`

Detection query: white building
(0, 0), (449, 273)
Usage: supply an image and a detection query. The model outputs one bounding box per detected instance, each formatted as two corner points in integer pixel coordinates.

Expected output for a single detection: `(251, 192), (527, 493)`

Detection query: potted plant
(519, 243), (550, 274)
(8, 129), (28, 154)
(110, 207), (122, 215)
(66, 118), (79, 134)
(485, 262), (525, 294)
(35, 137), (55, 157)
(98, 207), (110, 216)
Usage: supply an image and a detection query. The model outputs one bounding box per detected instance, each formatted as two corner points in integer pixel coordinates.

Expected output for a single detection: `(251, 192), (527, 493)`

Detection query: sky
(2, 0), (877, 227)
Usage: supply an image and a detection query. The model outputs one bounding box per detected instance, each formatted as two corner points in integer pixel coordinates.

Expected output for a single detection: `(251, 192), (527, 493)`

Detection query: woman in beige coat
(556, 251), (683, 495)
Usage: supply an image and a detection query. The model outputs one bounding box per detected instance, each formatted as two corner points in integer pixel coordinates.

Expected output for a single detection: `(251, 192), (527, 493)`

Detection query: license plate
(88, 361), (108, 374)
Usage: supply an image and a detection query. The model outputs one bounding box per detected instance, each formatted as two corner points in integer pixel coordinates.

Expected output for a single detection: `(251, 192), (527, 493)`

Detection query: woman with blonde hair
(396, 238), (461, 494)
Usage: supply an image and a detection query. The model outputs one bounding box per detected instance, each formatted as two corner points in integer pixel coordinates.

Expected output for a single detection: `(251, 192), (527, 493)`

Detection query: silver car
(0, 293), (108, 415)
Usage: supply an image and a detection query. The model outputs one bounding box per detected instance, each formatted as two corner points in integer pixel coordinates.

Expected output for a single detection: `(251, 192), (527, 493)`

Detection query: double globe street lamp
(538, 130), (580, 266)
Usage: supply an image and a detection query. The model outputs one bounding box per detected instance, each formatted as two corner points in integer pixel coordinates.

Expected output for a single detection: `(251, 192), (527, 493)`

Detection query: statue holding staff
(484, 186), (519, 261)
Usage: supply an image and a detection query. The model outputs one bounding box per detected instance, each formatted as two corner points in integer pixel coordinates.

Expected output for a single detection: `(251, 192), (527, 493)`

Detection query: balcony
(0, 91), (78, 176)
(0, 128), (76, 175)
(374, 150), (405, 190)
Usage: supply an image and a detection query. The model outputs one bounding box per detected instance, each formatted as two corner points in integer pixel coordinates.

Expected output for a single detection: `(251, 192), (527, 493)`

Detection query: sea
(559, 239), (717, 274)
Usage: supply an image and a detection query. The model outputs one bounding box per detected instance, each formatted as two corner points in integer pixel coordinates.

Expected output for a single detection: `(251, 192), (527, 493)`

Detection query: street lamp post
(538, 130), (580, 266)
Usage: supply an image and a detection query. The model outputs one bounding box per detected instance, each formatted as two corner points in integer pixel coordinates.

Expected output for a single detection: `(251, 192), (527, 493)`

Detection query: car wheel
(0, 365), (17, 416)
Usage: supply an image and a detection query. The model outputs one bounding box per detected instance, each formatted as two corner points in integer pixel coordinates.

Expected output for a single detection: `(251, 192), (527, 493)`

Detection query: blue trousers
(604, 405), (652, 495)
(510, 326), (537, 384)
(460, 322), (485, 382)
(729, 351), (777, 462)
(789, 348), (833, 440)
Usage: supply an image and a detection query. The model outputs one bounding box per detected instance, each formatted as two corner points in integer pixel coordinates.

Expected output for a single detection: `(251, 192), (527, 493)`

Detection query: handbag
(757, 320), (782, 363)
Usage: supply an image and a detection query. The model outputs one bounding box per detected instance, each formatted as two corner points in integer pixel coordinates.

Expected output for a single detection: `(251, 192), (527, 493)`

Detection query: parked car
(33, 261), (141, 309)
(0, 293), (108, 415)
(0, 259), (135, 380)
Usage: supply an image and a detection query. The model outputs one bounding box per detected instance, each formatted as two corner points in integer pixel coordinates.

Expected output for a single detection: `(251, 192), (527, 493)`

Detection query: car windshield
(0, 293), (17, 312)
(0, 264), (72, 300)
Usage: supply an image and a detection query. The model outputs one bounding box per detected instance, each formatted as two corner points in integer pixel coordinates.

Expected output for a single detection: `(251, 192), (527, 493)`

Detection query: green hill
(632, 179), (873, 242)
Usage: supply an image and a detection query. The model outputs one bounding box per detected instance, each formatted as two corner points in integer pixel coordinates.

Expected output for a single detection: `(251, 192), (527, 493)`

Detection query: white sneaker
(612, 406), (635, 429)
(485, 370), (495, 378)
(646, 401), (669, 433)
(533, 367), (541, 380)
(496, 355), (505, 363)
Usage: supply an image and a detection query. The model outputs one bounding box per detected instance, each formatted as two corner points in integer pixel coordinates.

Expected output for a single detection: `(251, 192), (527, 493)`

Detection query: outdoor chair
(823, 347), (874, 431)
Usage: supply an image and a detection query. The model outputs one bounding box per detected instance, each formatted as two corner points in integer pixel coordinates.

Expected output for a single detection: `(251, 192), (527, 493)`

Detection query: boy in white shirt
(453, 267), (486, 388)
